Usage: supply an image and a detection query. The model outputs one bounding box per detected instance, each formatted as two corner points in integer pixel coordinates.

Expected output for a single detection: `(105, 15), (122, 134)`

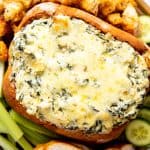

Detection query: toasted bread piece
(3, 2), (150, 144)
(34, 140), (91, 150)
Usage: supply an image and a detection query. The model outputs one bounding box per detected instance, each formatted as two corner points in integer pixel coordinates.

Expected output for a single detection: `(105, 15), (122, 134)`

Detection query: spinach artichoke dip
(10, 15), (149, 134)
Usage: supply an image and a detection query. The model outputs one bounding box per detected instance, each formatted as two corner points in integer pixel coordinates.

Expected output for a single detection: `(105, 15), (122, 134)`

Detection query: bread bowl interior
(3, 2), (150, 144)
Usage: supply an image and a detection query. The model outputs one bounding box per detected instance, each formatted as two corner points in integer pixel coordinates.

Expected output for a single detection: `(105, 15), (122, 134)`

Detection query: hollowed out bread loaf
(3, 2), (150, 143)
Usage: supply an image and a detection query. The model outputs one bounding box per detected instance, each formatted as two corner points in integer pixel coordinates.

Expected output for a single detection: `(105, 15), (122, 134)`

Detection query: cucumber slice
(143, 96), (150, 108)
(125, 119), (150, 146)
(138, 108), (150, 122)
(139, 15), (150, 43)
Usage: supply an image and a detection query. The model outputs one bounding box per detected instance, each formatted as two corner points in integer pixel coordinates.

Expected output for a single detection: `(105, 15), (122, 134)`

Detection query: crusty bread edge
(3, 68), (127, 144)
(17, 2), (150, 53)
(3, 2), (149, 143)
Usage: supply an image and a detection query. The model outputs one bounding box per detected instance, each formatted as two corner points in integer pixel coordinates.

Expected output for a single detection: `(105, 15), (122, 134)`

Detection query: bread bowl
(2, 2), (150, 144)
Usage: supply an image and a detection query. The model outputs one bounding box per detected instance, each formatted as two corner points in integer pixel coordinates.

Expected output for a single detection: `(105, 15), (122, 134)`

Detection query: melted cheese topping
(10, 15), (149, 133)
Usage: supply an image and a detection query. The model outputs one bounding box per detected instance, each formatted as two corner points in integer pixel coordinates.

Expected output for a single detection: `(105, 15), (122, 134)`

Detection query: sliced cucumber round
(138, 108), (150, 123)
(139, 15), (150, 43)
(125, 119), (150, 146)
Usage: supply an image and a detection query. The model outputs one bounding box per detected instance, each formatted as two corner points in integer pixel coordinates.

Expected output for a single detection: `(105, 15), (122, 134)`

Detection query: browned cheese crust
(3, 2), (150, 144)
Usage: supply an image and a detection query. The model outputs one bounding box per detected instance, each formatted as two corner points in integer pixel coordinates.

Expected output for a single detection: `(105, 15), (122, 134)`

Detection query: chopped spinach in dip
(10, 15), (149, 133)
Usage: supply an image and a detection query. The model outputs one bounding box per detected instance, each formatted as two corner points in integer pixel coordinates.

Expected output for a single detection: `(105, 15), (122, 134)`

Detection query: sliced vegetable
(0, 103), (33, 149)
(21, 125), (51, 146)
(17, 136), (33, 150)
(0, 121), (8, 134)
(7, 135), (16, 147)
(0, 135), (18, 150)
(0, 102), (23, 141)
(141, 144), (150, 150)
(23, 133), (40, 146)
(10, 110), (59, 138)
(139, 15), (150, 43)
(125, 119), (150, 146)
(138, 108), (150, 122)
(143, 96), (150, 108)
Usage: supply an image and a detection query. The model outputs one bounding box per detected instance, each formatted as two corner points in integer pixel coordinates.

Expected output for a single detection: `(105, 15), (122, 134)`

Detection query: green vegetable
(138, 108), (150, 122)
(23, 133), (40, 146)
(0, 121), (8, 134)
(0, 135), (18, 150)
(0, 103), (33, 149)
(6, 135), (32, 150)
(21, 125), (51, 146)
(139, 15), (150, 43)
(10, 110), (59, 138)
(0, 61), (5, 97)
(143, 96), (150, 108)
(126, 119), (150, 146)
(7, 135), (16, 147)
(0, 102), (23, 141)
(17, 136), (33, 150)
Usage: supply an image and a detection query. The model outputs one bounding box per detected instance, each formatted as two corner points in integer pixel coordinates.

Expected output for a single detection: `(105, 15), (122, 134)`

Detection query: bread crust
(3, 2), (150, 143)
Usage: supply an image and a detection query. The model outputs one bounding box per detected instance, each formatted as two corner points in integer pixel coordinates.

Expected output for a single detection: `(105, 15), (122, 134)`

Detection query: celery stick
(0, 61), (4, 97)
(21, 125), (51, 145)
(0, 135), (18, 150)
(23, 133), (40, 146)
(0, 121), (8, 134)
(0, 103), (23, 141)
(17, 136), (33, 150)
(10, 110), (59, 138)
(7, 135), (16, 147)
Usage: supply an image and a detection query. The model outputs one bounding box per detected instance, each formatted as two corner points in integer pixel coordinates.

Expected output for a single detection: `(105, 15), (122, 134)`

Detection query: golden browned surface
(0, 0), (140, 35)
(0, 16), (10, 37)
(3, 2), (150, 143)
(0, 0), (144, 63)
(0, 40), (8, 61)
(34, 140), (88, 150)
(17, 2), (149, 53)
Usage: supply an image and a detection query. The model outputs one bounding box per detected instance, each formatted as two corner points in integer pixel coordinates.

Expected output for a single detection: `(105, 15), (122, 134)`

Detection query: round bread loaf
(3, 2), (150, 143)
